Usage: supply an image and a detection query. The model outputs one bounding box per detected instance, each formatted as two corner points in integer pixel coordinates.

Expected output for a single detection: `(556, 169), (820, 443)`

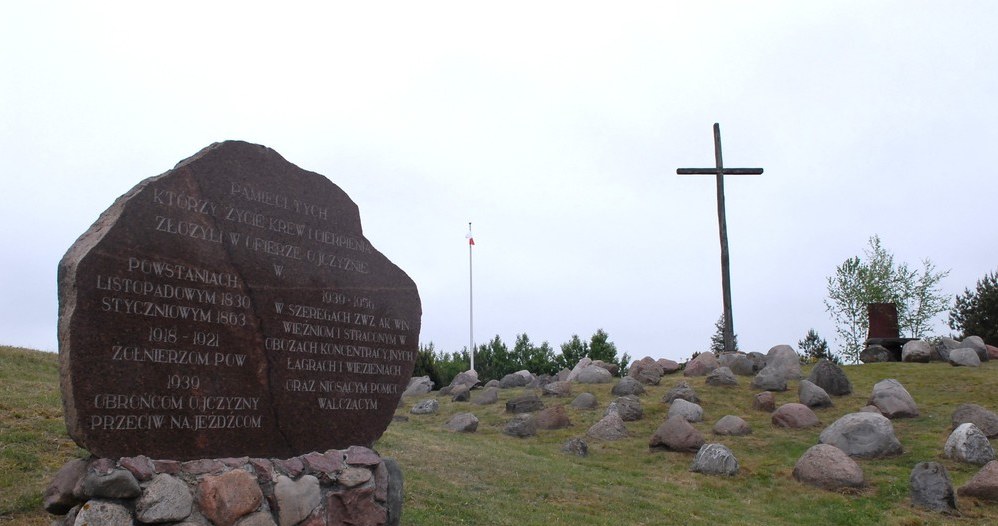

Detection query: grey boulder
(649, 415), (705, 452)
(798, 380), (832, 409)
(818, 412), (903, 459)
(944, 423), (996, 465)
(611, 376), (646, 396)
(444, 412), (479, 433)
(668, 398), (704, 423)
(712, 415), (751, 436)
(586, 412), (629, 441)
(868, 378), (919, 418)
(705, 366), (738, 387)
(605, 395), (643, 422)
(410, 399), (439, 415)
(793, 444), (864, 491)
(901, 340), (933, 363)
(910, 462), (958, 513)
(690, 443), (739, 476)
(949, 347), (981, 367)
(952, 403), (998, 438)
(806, 359), (852, 396)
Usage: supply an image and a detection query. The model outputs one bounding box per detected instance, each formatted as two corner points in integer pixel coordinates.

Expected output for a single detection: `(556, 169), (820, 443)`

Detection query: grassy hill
(2, 345), (997, 525)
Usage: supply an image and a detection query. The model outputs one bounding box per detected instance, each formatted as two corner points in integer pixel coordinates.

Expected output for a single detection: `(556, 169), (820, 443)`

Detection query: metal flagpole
(468, 222), (475, 372)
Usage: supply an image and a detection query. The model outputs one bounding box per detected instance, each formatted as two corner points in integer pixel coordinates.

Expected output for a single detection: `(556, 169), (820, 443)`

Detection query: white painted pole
(468, 222), (475, 372)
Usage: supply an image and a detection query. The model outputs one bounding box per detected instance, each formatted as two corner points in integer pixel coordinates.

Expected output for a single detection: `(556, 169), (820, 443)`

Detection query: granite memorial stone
(58, 141), (422, 460)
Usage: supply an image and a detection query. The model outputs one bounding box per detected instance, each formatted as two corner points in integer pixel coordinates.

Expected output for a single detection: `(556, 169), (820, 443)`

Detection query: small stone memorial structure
(52, 141), (420, 524)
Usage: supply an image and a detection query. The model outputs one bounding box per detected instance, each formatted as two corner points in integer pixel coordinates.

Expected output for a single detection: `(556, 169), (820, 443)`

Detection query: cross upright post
(677, 123), (763, 353)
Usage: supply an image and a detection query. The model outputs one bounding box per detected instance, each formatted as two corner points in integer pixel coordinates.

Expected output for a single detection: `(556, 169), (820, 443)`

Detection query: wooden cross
(677, 123), (763, 353)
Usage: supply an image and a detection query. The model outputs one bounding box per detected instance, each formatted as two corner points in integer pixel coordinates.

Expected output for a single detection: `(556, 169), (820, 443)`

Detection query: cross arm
(676, 168), (764, 175)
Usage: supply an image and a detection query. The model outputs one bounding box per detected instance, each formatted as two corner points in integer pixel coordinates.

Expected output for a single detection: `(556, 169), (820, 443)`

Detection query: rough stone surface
(902, 340), (933, 363)
(662, 381), (700, 404)
(338, 467), (373, 488)
(136, 473), (195, 523)
(74, 499), (133, 525)
(934, 337), (962, 362)
(410, 399), (439, 415)
(570, 392), (598, 410)
(752, 392), (776, 412)
(566, 358), (594, 382)
(649, 415), (705, 452)
(747, 352), (767, 372)
(771, 403), (820, 429)
(586, 412), (629, 441)
(668, 398), (705, 423)
(944, 423), (996, 465)
(717, 353), (754, 376)
(988, 344), (998, 360)
(949, 347), (982, 367)
(471, 387), (499, 405)
(910, 462), (958, 513)
(443, 413), (479, 433)
(197, 470), (263, 526)
(402, 376), (433, 397)
(658, 358), (681, 375)
(807, 359), (853, 396)
(503, 415), (538, 438)
(712, 415), (751, 436)
(535, 405), (572, 430)
(868, 378), (919, 418)
(705, 366), (738, 387)
(690, 443), (739, 476)
(962, 336), (990, 362)
(506, 394), (544, 414)
(605, 395), (643, 422)
(575, 365), (613, 384)
(628, 357), (665, 384)
(542, 380), (572, 397)
(798, 380), (832, 409)
(611, 376), (646, 396)
(43, 458), (87, 514)
(591, 360), (619, 377)
(958, 461), (998, 501)
(683, 352), (719, 377)
(58, 141), (422, 460)
(450, 384), (471, 402)
(952, 403), (998, 438)
(448, 370), (480, 391)
(326, 487), (387, 526)
(764, 345), (803, 380)
(81, 467), (141, 499)
(860, 344), (896, 363)
(499, 372), (530, 389)
(274, 475), (321, 526)
(818, 412), (903, 458)
(751, 367), (788, 392)
(793, 444), (864, 491)
(562, 438), (589, 457)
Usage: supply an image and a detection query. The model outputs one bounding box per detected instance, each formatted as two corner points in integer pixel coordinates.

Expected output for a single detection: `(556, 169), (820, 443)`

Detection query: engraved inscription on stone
(59, 141), (421, 460)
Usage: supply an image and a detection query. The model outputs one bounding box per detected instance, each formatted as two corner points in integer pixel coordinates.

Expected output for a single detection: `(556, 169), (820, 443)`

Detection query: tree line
(413, 329), (631, 388)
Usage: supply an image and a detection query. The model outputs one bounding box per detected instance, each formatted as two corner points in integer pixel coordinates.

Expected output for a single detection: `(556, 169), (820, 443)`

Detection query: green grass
(2, 346), (996, 525)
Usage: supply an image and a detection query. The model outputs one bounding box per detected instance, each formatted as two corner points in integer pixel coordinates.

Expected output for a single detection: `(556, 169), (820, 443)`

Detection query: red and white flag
(466, 231), (475, 246)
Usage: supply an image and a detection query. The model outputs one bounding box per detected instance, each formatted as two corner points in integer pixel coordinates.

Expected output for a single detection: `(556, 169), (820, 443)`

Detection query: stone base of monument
(44, 447), (402, 526)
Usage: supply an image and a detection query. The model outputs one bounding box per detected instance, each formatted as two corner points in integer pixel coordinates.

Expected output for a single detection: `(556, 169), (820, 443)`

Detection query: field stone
(238, 511), (279, 526)
(690, 443), (739, 476)
(658, 358), (681, 374)
(410, 399), (439, 415)
(798, 380), (832, 409)
(753, 392), (776, 412)
(764, 344), (803, 380)
(861, 344), (897, 363)
(274, 475), (321, 526)
(958, 461), (998, 501)
(962, 336), (990, 361)
(587, 412), (629, 441)
(649, 415), (705, 452)
(718, 352), (754, 376)
(499, 372), (530, 389)
(402, 376), (434, 397)
(669, 398), (704, 423)
(444, 413), (479, 433)
(869, 378), (919, 418)
(949, 348), (981, 367)
(506, 394), (544, 414)
(450, 384), (471, 402)
(576, 365), (613, 384)
(772, 403), (819, 429)
(663, 381), (700, 404)
(684, 352), (719, 377)
(944, 423), (996, 465)
(542, 380), (573, 397)
(952, 403), (998, 438)
(747, 352), (767, 372)
(807, 359), (853, 396)
(135, 473), (194, 523)
(562, 438), (589, 457)
(197, 470), (263, 526)
(535, 405), (572, 430)
(566, 358), (594, 382)
(81, 467), (141, 499)
(504, 415), (538, 438)
(751, 367), (788, 392)
(43, 458), (87, 514)
(75, 500), (133, 525)
(910, 462), (958, 513)
(629, 356), (665, 385)
(902, 340), (933, 363)
(472, 387), (499, 405)
(712, 415), (751, 436)
(818, 412), (903, 459)
(606, 395), (643, 422)
(570, 392), (598, 410)
(793, 444), (864, 491)
(611, 376), (646, 396)
(706, 366), (738, 387)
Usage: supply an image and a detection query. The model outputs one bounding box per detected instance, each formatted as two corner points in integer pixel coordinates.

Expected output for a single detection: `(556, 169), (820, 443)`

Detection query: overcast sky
(3, 2), (997, 363)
